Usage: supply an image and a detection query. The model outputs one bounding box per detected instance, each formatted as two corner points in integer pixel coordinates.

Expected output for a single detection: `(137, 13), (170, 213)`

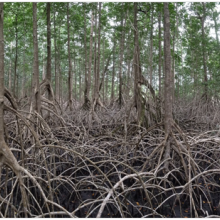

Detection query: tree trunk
(54, 5), (59, 102)
(21, 38), (26, 98)
(13, 14), (18, 98)
(125, 29), (132, 96)
(105, 64), (108, 104)
(42, 53), (46, 81)
(58, 23), (62, 104)
(111, 37), (116, 102)
(162, 2), (173, 172)
(0, 3), (4, 137)
(133, 3), (144, 126)
(99, 51), (111, 94)
(158, 7), (162, 99)
(46, 3), (52, 102)
(74, 47), (77, 100)
(32, 3), (41, 113)
(149, 4), (154, 86)
(87, 11), (93, 101)
(8, 42), (12, 91)
(201, 3), (208, 100)
(172, 45), (175, 98)
(164, 2), (173, 134)
(83, 4), (88, 104)
(79, 59), (82, 102)
(102, 38), (105, 102)
(67, 3), (73, 110)
(93, 4), (97, 101)
(118, 4), (127, 107)
(93, 2), (102, 107)
(118, 4), (124, 107)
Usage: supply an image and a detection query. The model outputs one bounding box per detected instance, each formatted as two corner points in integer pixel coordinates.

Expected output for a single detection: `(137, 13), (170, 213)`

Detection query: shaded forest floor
(1, 96), (220, 217)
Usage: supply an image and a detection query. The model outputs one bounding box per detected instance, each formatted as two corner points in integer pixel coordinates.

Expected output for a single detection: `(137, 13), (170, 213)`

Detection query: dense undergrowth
(1, 96), (220, 217)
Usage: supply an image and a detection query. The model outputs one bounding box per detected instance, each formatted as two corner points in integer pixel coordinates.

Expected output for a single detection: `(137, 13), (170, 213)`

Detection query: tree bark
(134, 3), (144, 126)
(32, 3), (41, 113)
(21, 37), (26, 98)
(99, 51), (111, 94)
(149, 4), (154, 86)
(83, 4), (89, 104)
(0, 3), (4, 138)
(93, 2), (102, 107)
(8, 42), (12, 91)
(58, 23), (62, 104)
(196, 3), (208, 100)
(46, 2), (52, 103)
(164, 2), (173, 134)
(67, 3), (73, 110)
(172, 3), (176, 101)
(158, 8), (162, 99)
(111, 37), (116, 102)
(118, 4), (127, 107)
(54, 4), (59, 102)
(13, 13), (18, 98)
(93, 4), (97, 100)
(102, 38), (105, 102)
(88, 11), (93, 101)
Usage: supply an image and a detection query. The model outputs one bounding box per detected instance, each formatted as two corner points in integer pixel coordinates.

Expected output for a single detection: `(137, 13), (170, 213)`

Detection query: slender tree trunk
(125, 29), (132, 96)
(79, 60), (82, 102)
(164, 2), (173, 134)
(59, 64), (63, 105)
(102, 38), (105, 102)
(42, 53), (46, 80)
(46, 2), (52, 102)
(118, 4), (124, 107)
(202, 19), (208, 99)
(0, 3), (4, 135)
(87, 12), (93, 100)
(149, 4), (154, 86)
(111, 37), (116, 101)
(83, 4), (89, 104)
(32, 3), (41, 113)
(175, 5), (179, 99)
(8, 42), (12, 91)
(22, 40), (26, 98)
(93, 2), (102, 106)
(172, 12), (176, 101)
(118, 4), (127, 107)
(93, 4), (97, 100)
(162, 2), (173, 172)
(67, 3), (73, 110)
(74, 47), (77, 100)
(58, 23), (62, 104)
(99, 51), (111, 94)
(54, 5), (59, 101)
(126, 60), (131, 95)
(13, 14), (18, 98)
(158, 8), (162, 99)
(105, 66), (108, 103)
(200, 3), (208, 100)
(134, 3), (143, 125)
(46, 3), (51, 83)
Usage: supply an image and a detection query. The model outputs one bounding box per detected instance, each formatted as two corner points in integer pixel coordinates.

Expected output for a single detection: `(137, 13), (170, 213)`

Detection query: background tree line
(4, 2), (220, 107)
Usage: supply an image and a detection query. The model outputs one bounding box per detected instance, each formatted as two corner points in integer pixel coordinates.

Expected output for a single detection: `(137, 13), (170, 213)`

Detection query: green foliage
(3, 2), (220, 100)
